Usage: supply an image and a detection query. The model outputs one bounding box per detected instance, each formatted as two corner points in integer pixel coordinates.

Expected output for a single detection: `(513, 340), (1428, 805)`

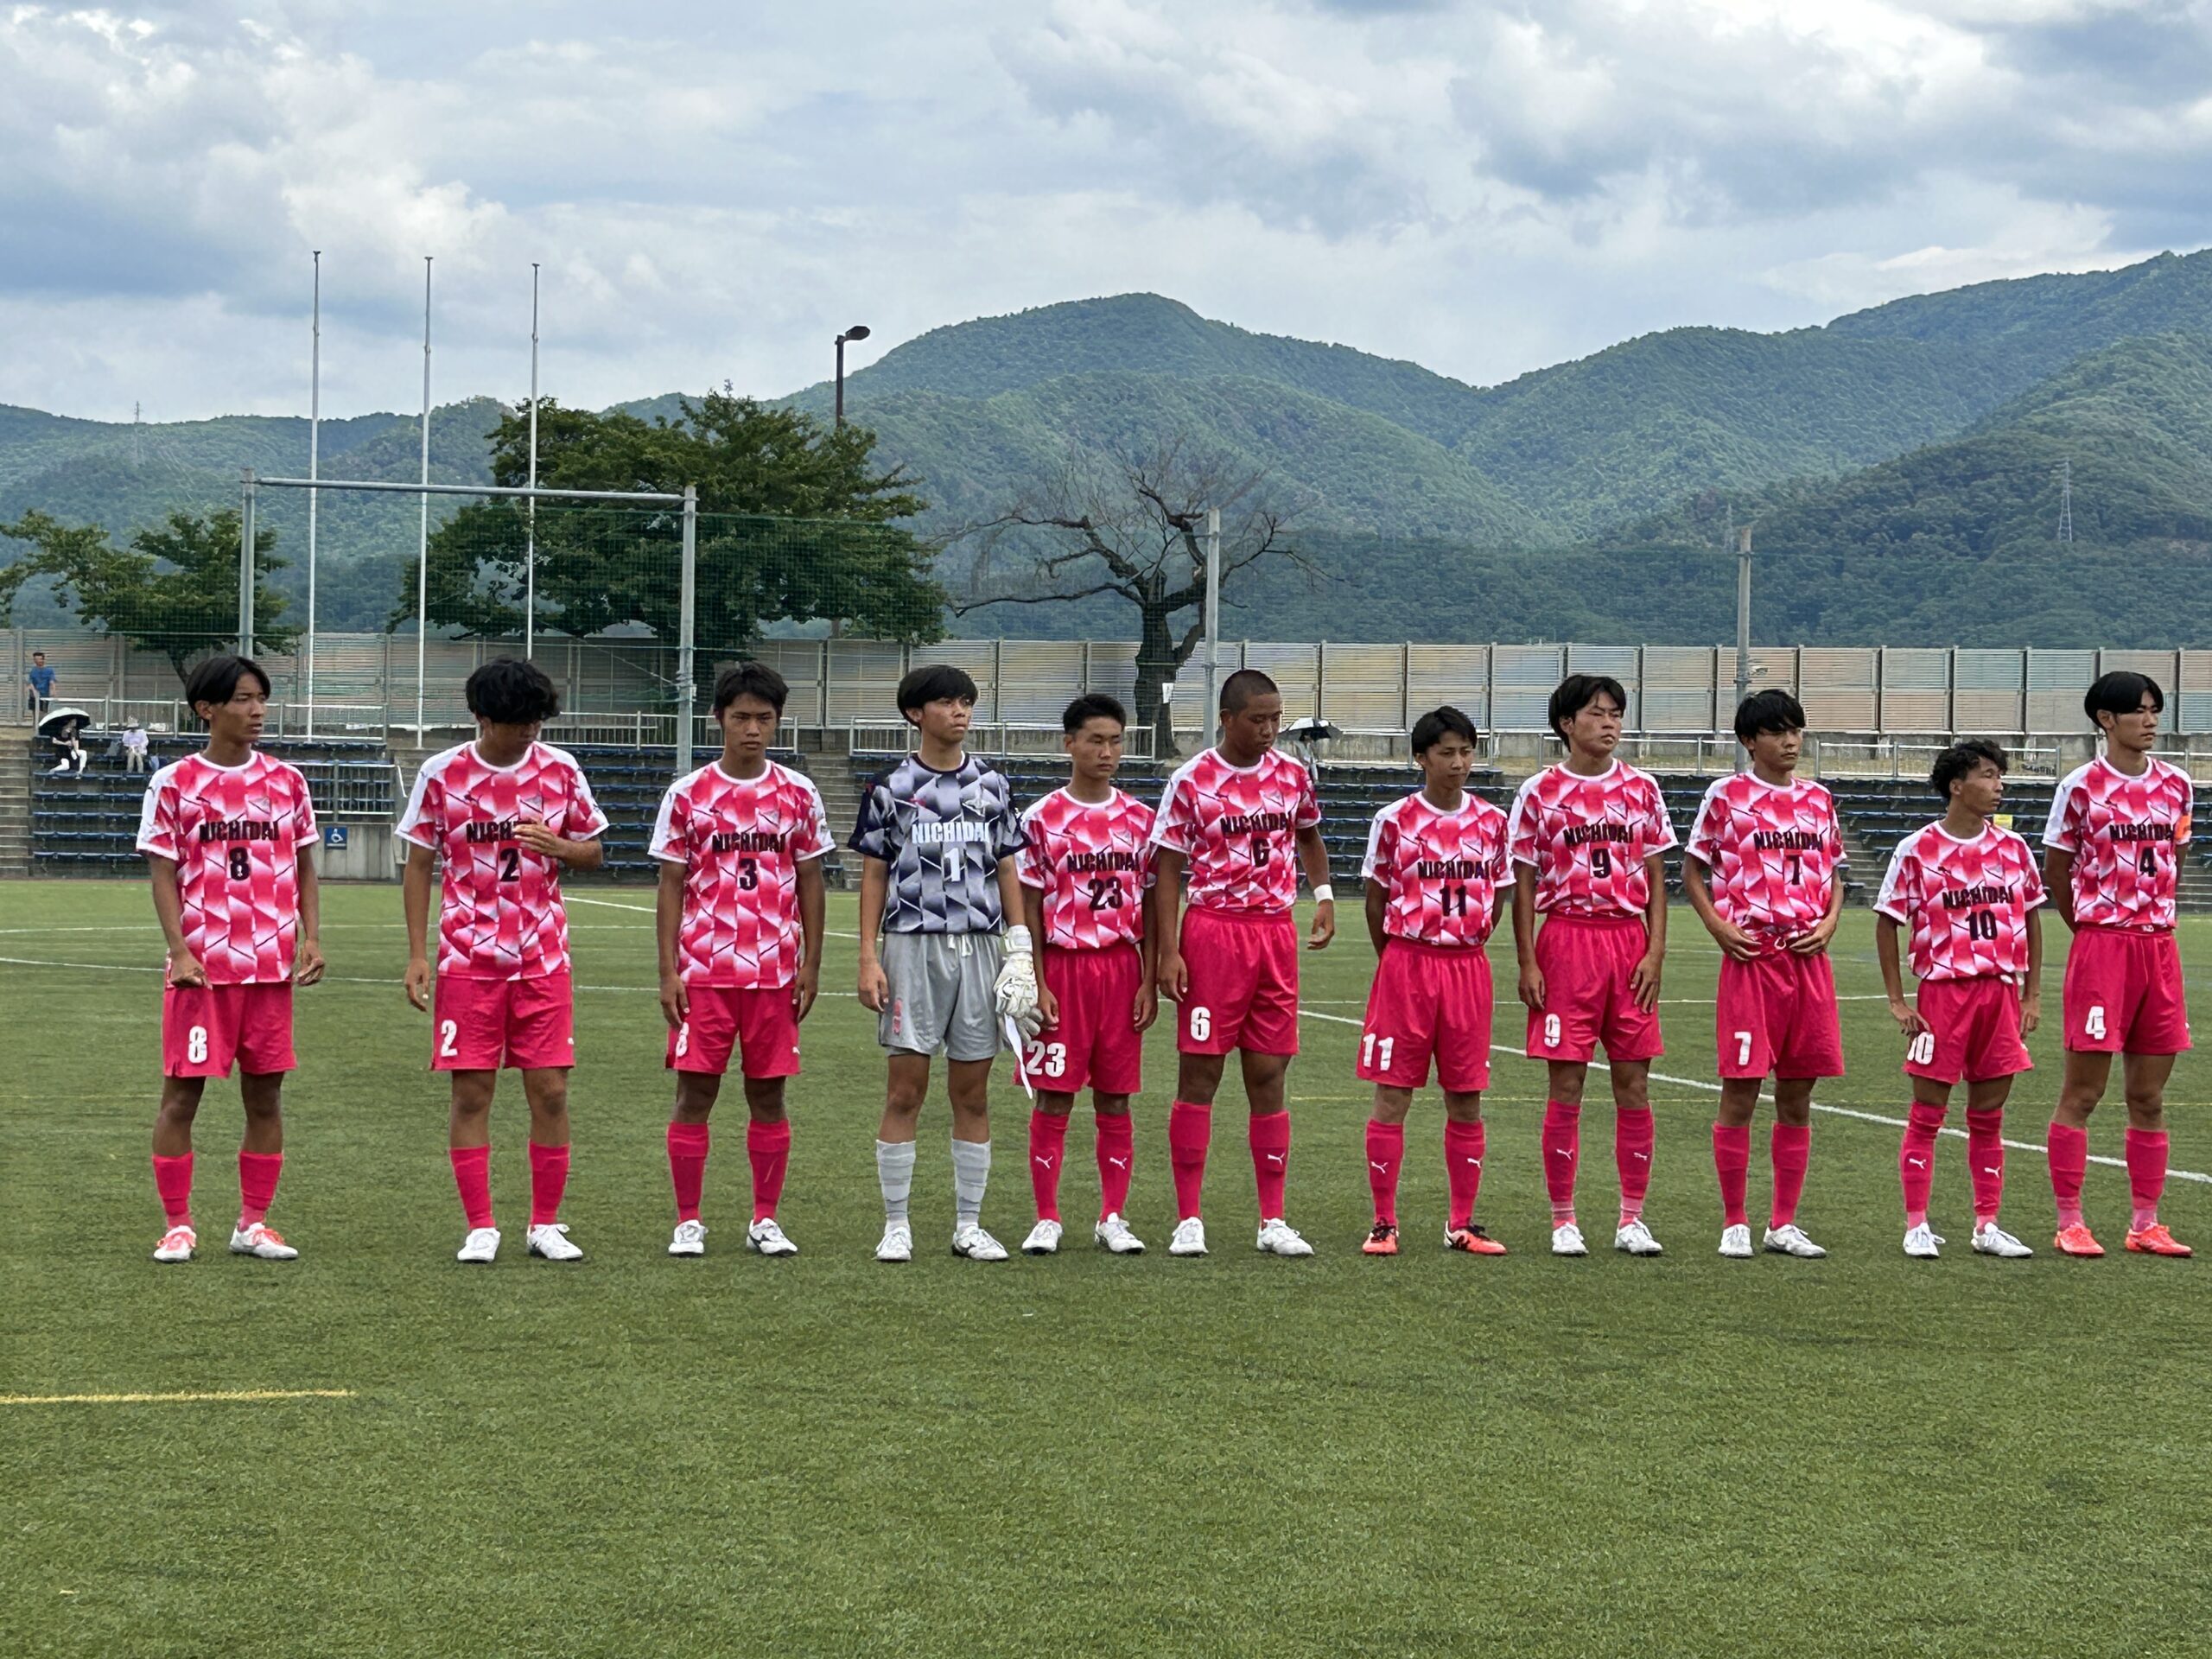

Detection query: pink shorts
(434, 971), (575, 1071)
(1525, 914), (1662, 1064)
(1716, 950), (1844, 1079)
(1178, 906), (1300, 1057)
(669, 984), (801, 1079)
(2063, 927), (2191, 1056)
(1031, 943), (1145, 1096)
(1358, 938), (1494, 1093)
(163, 982), (296, 1078)
(1907, 976), (2032, 1084)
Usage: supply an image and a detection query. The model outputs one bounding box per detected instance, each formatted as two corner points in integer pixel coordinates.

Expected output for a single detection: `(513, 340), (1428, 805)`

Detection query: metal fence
(10, 629), (2210, 747)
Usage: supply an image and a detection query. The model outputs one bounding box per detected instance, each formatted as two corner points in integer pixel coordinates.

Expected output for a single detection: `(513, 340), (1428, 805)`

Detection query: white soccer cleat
(875, 1223), (913, 1263)
(229, 1222), (297, 1261)
(1615, 1219), (1664, 1256)
(1902, 1224), (1943, 1259)
(951, 1223), (1009, 1262)
(456, 1226), (502, 1264)
(152, 1224), (197, 1264)
(1718, 1224), (1753, 1259)
(1255, 1217), (1314, 1257)
(1020, 1219), (1063, 1255)
(1763, 1224), (1827, 1259)
(746, 1218), (798, 1257)
(1972, 1223), (2033, 1259)
(668, 1218), (708, 1257)
(526, 1223), (584, 1262)
(1094, 1213), (1146, 1255)
(1168, 1217), (1208, 1256)
(1551, 1221), (1588, 1256)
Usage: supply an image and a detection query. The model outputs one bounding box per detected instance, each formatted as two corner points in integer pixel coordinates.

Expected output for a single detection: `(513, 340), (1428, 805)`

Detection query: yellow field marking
(0, 1388), (354, 1407)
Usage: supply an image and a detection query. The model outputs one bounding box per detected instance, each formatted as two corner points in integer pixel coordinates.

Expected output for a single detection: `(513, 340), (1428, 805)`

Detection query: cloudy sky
(3, 0), (2209, 423)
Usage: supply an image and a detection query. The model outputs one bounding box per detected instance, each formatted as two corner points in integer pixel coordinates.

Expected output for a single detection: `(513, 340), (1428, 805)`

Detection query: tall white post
(1202, 507), (1222, 750)
(526, 263), (540, 659)
(677, 485), (697, 774)
(239, 471), (257, 657)
(1733, 523), (1751, 772)
(416, 257), (432, 739)
(305, 250), (321, 736)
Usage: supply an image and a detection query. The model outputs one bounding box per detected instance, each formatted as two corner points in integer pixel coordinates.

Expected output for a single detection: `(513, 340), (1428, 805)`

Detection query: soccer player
(1875, 739), (2044, 1260)
(2042, 672), (2194, 1257)
(652, 662), (830, 1259)
(1016, 693), (1158, 1255)
(400, 658), (607, 1264)
(137, 654), (323, 1263)
(1356, 704), (1510, 1256)
(1682, 690), (1844, 1261)
(852, 664), (1036, 1264)
(1508, 673), (1675, 1257)
(1153, 667), (1334, 1258)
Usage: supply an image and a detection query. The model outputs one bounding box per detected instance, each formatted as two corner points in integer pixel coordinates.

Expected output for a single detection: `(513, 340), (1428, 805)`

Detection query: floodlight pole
(677, 484), (697, 774)
(1733, 523), (1752, 772)
(1202, 506), (1222, 752)
(416, 257), (432, 740)
(526, 262), (539, 659)
(306, 250), (321, 736)
(238, 469), (257, 658)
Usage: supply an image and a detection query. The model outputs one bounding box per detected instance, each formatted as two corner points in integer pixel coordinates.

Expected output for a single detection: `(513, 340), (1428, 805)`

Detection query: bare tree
(954, 435), (1313, 753)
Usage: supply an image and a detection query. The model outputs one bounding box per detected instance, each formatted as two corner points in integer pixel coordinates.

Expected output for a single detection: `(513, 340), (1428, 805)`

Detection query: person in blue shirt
(25, 652), (55, 714)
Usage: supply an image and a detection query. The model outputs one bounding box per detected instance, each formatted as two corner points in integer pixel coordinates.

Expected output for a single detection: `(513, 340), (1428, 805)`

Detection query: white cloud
(0, 0), (2207, 423)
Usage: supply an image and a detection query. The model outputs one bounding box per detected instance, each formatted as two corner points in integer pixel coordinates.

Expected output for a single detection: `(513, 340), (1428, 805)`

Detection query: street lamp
(834, 325), (871, 429)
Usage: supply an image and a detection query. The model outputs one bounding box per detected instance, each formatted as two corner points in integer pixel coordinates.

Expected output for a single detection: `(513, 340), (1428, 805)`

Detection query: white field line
(0, 1389), (354, 1407)
(1295, 1006), (2212, 1186)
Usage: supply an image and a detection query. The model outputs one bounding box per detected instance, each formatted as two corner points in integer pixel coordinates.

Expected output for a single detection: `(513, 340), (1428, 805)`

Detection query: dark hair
(1221, 668), (1279, 715)
(30, 651), (44, 658)
(1733, 689), (1807, 742)
(1930, 738), (2007, 800)
(184, 653), (271, 715)
(897, 663), (979, 720)
(713, 660), (789, 716)
(1062, 692), (1128, 734)
(1548, 673), (1628, 741)
(2084, 671), (2163, 728)
(465, 657), (561, 725)
(1411, 704), (1477, 753)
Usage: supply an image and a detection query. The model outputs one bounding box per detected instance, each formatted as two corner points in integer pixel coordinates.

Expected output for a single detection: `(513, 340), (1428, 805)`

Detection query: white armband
(1312, 883), (1335, 905)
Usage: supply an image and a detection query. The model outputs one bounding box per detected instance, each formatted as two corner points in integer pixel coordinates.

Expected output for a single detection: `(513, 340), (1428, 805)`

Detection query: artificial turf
(3, 880), (2207, 1657)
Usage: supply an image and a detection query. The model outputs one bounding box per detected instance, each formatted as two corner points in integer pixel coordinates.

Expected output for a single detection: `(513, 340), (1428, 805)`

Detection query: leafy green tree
(405, 390), (945, 653)
(0, 508), (297, 682)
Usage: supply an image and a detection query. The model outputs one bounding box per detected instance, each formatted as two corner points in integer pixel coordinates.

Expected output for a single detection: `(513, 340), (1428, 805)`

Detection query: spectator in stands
(48, 721), (87, 775)
(121, 720), (149, 774)
(25, 651), (55, 715)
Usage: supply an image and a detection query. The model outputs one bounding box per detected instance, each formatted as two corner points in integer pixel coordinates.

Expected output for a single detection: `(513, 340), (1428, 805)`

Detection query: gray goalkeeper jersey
(849, 753), (1027, 934)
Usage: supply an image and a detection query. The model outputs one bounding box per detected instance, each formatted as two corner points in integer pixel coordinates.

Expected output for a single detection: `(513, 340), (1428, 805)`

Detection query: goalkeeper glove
(994, 924), (1043, 1039)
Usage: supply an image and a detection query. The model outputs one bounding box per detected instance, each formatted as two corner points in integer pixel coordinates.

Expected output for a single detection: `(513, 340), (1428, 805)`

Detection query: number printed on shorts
(1734, 1030), (1752, 1068)
(1542, 1012), (1562, 1049)
(1024, 1039), (1068, 1078)
(1362, 1033), (1396, 1071)
(439, 1019), (460, 1058)
(1188, 1005), (1212, 1043)
(1908, 1030), (1936, 1066)
(2085, 1004), (2107, 1040)
(187, 1025), (208, 1064)
(675, 1022), (690, 1057)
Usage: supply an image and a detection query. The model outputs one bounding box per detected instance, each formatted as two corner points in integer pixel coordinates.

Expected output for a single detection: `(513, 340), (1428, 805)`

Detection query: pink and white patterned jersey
(1019, 787), (1157, 950)
(1362, 790), (1510, 947)
(651, 760), (832, 988)
(1151, 747), (1321, 916)
(397, 741), (609, 980)
(1876, 820), (2046, 981)
(1505, 760), (1679, 920)
(136, 751), (320, 985)
(1685, 772), (1846, 946)
(2043, 755), (2192, 932)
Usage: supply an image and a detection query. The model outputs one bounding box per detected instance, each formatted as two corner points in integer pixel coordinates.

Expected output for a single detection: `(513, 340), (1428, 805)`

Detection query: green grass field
(3, 880), (2209, 1657)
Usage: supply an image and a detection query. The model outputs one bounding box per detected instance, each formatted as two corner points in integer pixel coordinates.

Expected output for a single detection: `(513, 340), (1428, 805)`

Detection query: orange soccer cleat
(1362, 1223), (1400, 1256)
(2125, 1224), (2193, 1257)
(2053, 1223), (2106, 1258)
(1445, 1224), (1508, 1256)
